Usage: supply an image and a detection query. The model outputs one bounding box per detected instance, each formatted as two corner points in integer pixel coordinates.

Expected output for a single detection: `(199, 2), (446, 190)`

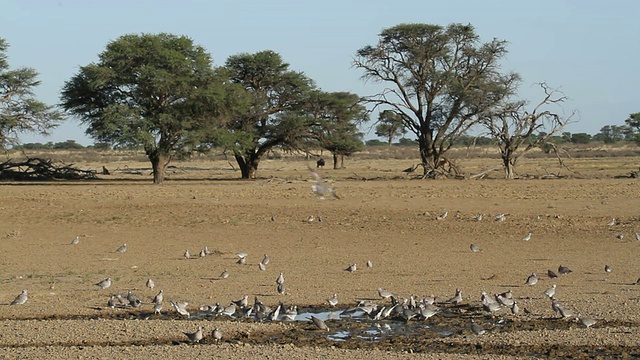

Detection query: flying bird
(309, 168), (339, 199)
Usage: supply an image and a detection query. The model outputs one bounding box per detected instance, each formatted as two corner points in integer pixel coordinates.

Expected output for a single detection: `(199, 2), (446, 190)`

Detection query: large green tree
(625, 113), (640, 144)
(60, 33), (222, 184)
(307, 91), (366, 169)
(375, 110), (406, 145)
(0, 38), (63, 149)
(354, 23), (519, 177)
(216, 50), (315, 179)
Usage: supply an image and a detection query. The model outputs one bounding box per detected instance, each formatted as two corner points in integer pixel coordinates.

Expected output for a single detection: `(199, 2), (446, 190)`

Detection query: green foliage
(375, 110), (406, 145)
(625, 113), (640, 144)
(354, 23), (520, 171)
(60, 33), (223, 183)
(396, 138), (418, 146)
(570, 132), (592, 144)
(0, 38), (64, 149)
(365, 139), (387, 146)
(216, 50), (316, 178)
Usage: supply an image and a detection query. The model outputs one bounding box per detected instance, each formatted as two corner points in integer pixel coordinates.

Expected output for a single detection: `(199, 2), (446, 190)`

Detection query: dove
(377, 288), (394, 299)
(607, 218), (616, 226)
(282, 305), (298, 321)
(261, 254), (270, 266)
(616, 234), (624, 240)
(95, 277), (112, 289)
(525, 273), (538, 286)
(153, 290), (163, 304)
(309, 168), (339, 199)
(605, 265), (612, 273)
(327, 293), (338, 307)
(309, 315), (330, 331)
(115, 244), (127, 253)
(146, 278), (155, 289)
(219, 269), (230, 279)
(171, 301), (190, 317)
(522, 232), (532, 241)
(471, 319), (486, 335)
(153, 303), (163, 314)
(635, 231), (640, 242)
(544, 284), (556, 298)
(70, 236), (80, 245)
(184, 249), (190, 259)
(199, 249), (206, 258)
(221, 303), (236, 317)
(236, 252), (247, 265)
(447, 288), (463, 304)
(10, 289), (28, 305)
(277, 282), (286, 295)
(306, 215), (315, 222)
(233, 295), (249, 308)
(184, 326), (204, 343)
(470, 244), (482, 253)
(558, 265), (572, 275)
(345, 263), (357, 272)
(366, 260), (373, 268)
(204, 246), (212, 255)
(511, 301), (520, 315)
(475, 214), (483, 222)
(580, 317), (597, 328)
(107, 295), (118, 308)
(548, 269), (558, 278)
(437, 211), (448, 220)
(276, 272), (285, 285)
(495, 213), (506, 222)
(258, 262), (267, 271)
(211, 327), (222, 342)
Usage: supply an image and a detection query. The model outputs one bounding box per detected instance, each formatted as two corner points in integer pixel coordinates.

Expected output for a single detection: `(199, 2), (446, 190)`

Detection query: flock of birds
(5, 169), (640, 344)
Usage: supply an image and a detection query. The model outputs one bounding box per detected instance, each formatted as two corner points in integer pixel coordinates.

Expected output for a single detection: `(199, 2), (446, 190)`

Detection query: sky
(2, 0), (639, 146)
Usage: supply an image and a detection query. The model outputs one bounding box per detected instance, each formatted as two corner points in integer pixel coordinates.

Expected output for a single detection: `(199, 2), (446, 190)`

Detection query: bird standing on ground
(366, 260), (373, 268)
(605, 265), (612, 273)
(95, 277), (112, 289)
(544, 284), (557, 298)
(276, 272), (284, 285)
(470, 244), (482, 253)
(377, 288), (394, 300)
(70, 236), (80, 245)
(261, 254), (270, 266)
(115, 244), (127, 253)
(447, 288), (463, 304)
(548, 269), (558, 278)
(345, 263), (357, 272)
(146, 278), (155, 289)
(309, 315), (330, 331)
(525, 273), (538, 286)
(327, 293), (338, 307)
(522, 232), (532, 241)
(471, 320), (486, 335)
(212, 327), (222, 342)
(153, 290), (163, 304)
(10, 289), (28, 305)
(184, 326), (204, 343)
(558, 265), (572, 274)
(219, 269), (230, 279)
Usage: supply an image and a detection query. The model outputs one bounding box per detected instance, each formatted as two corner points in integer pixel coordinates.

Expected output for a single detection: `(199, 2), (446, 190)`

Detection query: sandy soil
(0, 157), (639, 358)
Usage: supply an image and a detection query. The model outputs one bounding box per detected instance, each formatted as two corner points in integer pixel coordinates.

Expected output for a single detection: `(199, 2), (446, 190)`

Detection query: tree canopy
(60, 33), (222, 183)
(0, 38), (64, 149)
(214, 50), (316, 178)
(354, 23), (519, 177)
(375, 110), (406, 145)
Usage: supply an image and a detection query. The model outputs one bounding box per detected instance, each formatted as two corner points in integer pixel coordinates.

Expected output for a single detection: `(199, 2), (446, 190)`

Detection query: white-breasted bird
(171, 301), (190, 317)
(366, 260), (373, 268)
(605, 264), (612, 273)
(377, 288), (394, 299)
(327, 293), (338, 307)
(345, 263), (357, 272)
(522, 232), (532, 241)
(544, 284), (556, 298)
(70, 236), (80, 245)
(607, 218), (616, 226)
(146, 278), (155, 289)
(95, 277), (112, 289)
(219, 269), (229, 279)
(212, 327), (222, 342)
(309, 168), (339, 199)
(261, 254), (270, 266)
(471, 319), (486, 335)
(525, 273), (538, 286)
(184, 249), (190, 259)
(115, 244), (127, 253)
(153, 290), (163, 304)
(10, 289), (28, 305)
(276, 272), (285, 285)
(579, 317), (597, 328)
(470, 244), (482, 253)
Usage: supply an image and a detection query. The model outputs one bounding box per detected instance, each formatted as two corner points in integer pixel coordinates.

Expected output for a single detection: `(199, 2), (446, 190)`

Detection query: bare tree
(354, 23), (519, 177)
(481, 83), (578, 179)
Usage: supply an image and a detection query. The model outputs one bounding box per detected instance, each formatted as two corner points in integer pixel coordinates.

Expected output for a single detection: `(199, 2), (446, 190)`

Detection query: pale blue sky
(2, 0), (638, 145)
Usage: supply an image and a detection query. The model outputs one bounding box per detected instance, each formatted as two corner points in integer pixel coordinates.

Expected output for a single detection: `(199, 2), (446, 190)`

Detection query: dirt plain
(0, 151), (639, 359)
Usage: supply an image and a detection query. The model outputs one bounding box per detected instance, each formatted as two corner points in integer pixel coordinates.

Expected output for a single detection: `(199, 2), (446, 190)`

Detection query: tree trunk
(149, 152), (170, 184)
(332, 153), (339, 169)
(502, 152), (515, 179)
(418, 132), (438, 175)
(235, 153), (260, 179)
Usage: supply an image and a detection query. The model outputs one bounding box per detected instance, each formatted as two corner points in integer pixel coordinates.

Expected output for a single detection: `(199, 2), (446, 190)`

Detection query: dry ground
(0, 154), (639, 358)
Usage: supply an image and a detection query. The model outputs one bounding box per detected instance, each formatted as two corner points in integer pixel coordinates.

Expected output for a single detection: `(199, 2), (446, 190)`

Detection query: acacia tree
(481, 83), (577, 179)
(375, 110), (406, 145)
(625, 113), (640, 144)
(354, 23), (519, 177)
(218, 50), (315, 179)
(60, 33), (222, 184)
(307, 91), (366, 169)
(0, 38), (63, 149)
